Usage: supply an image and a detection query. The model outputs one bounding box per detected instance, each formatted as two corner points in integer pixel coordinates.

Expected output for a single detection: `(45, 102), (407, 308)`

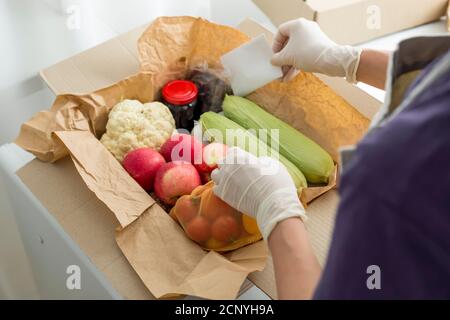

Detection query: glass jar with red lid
(162, 80), (198, 131)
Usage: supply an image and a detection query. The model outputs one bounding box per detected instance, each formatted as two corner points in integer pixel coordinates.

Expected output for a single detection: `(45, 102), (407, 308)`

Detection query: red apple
(123, 148), (166, 191)
(186, 216), (211, 243)
(154, 161), (202, 206)
(195, 143), (228, 183)
(160, 134), (203, 164)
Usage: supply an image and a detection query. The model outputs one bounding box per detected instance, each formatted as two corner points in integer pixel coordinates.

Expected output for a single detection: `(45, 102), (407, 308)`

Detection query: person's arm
(268, 218), (321, 299)
(356, 49), (389, 89)
(211, 148), (320, 300)
(271, 18), (390, 89)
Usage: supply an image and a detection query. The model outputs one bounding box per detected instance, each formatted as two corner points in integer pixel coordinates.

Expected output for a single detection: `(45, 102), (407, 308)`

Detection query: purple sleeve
(313, 67), (450, 299)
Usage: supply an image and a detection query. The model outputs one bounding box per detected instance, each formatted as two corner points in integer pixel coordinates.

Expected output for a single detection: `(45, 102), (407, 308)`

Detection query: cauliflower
(101, 100), (175, 162)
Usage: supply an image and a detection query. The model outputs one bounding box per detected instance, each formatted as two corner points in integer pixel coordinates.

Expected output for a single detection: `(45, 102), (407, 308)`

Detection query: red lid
(162, 80), (198, 106)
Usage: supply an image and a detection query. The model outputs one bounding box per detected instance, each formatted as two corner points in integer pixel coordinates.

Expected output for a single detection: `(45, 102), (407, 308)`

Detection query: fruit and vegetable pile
(99, 68), (334, 252)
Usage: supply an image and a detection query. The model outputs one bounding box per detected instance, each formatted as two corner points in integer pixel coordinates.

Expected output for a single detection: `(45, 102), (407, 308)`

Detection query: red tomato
(186, 217), (211, 243)
(200, 188), (237, 222)
(175, 196), (200, 225)
(211, 216), (240, 242)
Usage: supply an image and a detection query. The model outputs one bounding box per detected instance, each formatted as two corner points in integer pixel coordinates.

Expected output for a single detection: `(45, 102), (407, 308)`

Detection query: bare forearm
(268, 218), (322, 300)
(356, 49), (390, 89)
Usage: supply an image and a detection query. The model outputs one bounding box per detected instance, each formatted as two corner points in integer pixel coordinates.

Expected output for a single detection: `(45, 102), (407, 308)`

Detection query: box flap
(448, 2), (450, 31)
(316, 0), (449, 44)
(254, 0), (448, 44)
(252, 0), (316, 25)
(237, 18), (275, 43)
(306, 0), (363, 12)
(315, 74), (382, 119)
(40, 25), (148, 95)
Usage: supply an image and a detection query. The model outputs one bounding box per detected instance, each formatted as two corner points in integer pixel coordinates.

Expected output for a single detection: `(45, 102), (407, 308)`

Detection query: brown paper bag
(15, 16), (370, 299)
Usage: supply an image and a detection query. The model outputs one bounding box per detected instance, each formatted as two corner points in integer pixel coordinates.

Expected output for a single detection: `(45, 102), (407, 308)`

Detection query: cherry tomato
(211, 216), (240, 242)
(186, 216), (211, 243)
(200, 188), (237, 222)
(175, 196), (200, 225)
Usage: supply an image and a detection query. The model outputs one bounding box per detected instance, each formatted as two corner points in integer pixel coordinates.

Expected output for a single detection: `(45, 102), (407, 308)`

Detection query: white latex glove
(271, 18), (362, 83)
(211, 147), (307, 241)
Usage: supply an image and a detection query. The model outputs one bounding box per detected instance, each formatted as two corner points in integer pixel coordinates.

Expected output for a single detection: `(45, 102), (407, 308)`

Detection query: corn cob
(222, 95), (334, 184)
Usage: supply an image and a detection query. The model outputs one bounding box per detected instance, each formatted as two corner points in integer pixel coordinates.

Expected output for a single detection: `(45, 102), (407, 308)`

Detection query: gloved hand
(271, 18), (362, 83)
(211, 147), (307, 241)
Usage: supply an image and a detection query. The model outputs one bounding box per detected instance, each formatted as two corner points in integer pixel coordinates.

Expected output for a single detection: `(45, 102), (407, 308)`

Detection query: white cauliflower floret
(101, 100), (175, 162)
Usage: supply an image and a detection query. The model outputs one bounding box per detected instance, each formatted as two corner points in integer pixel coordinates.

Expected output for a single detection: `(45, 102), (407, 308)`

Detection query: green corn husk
(200, 112), (307, 191)
(222, 95), (334, 184)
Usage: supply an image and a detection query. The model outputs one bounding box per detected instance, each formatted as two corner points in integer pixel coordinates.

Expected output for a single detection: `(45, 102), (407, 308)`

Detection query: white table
(0, 0), (448, 299)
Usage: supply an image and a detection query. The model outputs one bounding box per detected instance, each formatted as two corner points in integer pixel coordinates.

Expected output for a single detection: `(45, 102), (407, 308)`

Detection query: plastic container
(187, 63), (233, 117)
(162, 80), (198, 131)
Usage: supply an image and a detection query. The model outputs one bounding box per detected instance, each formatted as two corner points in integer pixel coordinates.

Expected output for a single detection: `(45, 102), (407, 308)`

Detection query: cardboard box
(253, 0), (449, 44)
(448, 1), (450, 31)
(17, 18), (382, 299)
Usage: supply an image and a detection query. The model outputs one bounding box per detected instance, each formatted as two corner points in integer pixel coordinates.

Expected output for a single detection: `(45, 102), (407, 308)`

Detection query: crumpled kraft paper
(116, 205), (267, 299)
(15, 16), (370, 299)
(15, 73), (155, 162)
(55, 130), (154, 229)
(50, 129), (266, 299)
(138, 16), (250, 95)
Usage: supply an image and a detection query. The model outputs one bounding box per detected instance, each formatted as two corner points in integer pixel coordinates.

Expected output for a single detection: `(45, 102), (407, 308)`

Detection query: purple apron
(314, 36), (450, 299)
